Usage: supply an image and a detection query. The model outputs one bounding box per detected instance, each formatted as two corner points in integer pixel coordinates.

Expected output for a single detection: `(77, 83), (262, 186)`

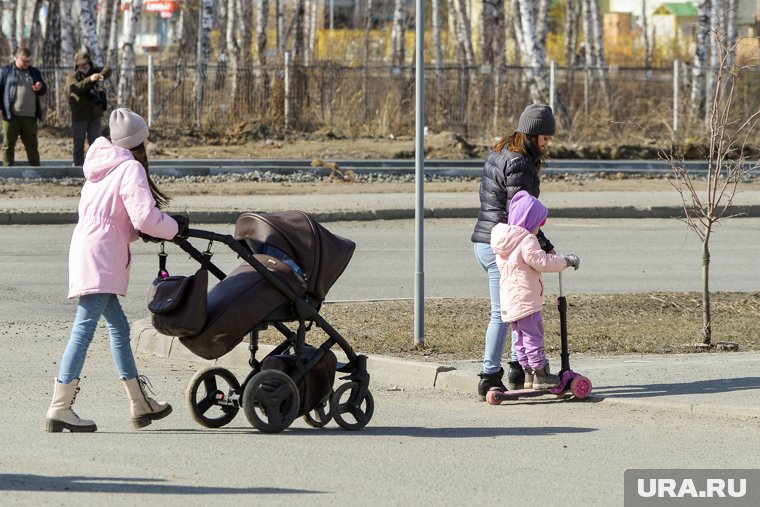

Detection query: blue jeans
(473, 242), (516, 374)
(58, 293), (137, 384)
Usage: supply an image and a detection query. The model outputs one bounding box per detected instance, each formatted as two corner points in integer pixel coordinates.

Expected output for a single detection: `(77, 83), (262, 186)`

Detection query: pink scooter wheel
(571, 376), (593, 399)
(486, 390), (502, 405)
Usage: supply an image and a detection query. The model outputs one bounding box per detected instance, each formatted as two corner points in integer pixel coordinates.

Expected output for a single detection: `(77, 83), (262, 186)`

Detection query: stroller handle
(558, 271), (565, 298)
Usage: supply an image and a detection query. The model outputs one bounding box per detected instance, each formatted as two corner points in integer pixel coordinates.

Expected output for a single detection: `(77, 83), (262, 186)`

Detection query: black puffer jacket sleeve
(471, 149), (553, 252)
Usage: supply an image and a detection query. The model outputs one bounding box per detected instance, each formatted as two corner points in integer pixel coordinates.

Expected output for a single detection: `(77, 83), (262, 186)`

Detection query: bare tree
(725, 0), (738, 72)
(587, 0), (610, 106)
(76, 0), (104, 66)
(661, 39), (760, 346)
(117, 0), (143, 108)
(28, 0), (44, 58)
(15, 0), (25, 50)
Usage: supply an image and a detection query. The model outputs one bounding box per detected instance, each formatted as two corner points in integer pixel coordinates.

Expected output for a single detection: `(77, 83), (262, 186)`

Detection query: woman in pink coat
(46, 108), (189, 433)
(490, 191), (579, 390)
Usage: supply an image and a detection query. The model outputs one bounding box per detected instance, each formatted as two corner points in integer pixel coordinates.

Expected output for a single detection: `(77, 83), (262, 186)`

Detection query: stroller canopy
(234, 211), (355, 301)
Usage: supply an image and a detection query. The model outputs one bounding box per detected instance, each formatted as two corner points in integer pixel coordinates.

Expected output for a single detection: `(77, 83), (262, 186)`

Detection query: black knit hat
(516, 104), (556, 136)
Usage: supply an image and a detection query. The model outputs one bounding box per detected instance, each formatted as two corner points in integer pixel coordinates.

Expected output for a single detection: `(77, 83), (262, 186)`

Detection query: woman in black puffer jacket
(471, 104), (556, 400)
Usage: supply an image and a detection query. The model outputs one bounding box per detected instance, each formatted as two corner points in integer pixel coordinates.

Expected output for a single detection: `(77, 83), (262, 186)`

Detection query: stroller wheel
(303, 391), (334, 428)
(186, 367), (241, 428)
(243, 370), (300, 433)
(330, 382), (374, 431)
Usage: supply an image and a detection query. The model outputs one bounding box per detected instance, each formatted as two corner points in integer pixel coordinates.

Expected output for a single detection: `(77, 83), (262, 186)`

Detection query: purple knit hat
(508, 191), (548, 232)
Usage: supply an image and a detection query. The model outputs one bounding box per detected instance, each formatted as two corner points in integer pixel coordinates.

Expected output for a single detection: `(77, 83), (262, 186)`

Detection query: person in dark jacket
(0, 46), (47, 166)
(470, 103), (556, 400)
(67, 49), (112, 166)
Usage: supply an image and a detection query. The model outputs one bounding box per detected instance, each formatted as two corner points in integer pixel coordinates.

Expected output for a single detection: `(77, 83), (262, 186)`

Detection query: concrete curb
(131, 317), (475, 392)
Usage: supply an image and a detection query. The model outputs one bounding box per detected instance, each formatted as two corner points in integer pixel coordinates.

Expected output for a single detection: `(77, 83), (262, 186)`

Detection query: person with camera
(67, 49), (112, 166)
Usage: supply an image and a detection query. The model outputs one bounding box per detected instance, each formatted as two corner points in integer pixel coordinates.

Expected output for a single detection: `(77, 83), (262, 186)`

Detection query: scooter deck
(486, 370), (593, 404)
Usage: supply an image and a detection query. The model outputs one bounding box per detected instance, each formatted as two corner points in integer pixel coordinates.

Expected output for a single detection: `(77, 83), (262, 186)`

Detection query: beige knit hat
(109, 108), (149, 149)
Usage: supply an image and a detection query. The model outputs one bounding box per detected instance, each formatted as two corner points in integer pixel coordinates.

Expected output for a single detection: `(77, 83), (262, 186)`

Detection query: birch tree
(60, 0), (75, 66)
(307, 0), (318, 65)
(690, 0), (710, 122)
(391, 0), (407, 67)
(29, 0), (45, 58)
(8, 0), (18, 55)
(454, 0), (475, 65)
(117, 0), (143, 108)
(641, 0), (652, 68)
(363, 0), (374, 122)
(588, 0), (610, 106)
(725, 0), (738, 72)
(226, 0), (240, 100)
(76, 0), (104, 66)
(516, 0), (550, 103)
(239, 0), (253, 67)
(97, 0), (114, 55)
(43, 0), (62, 70)
(479, 0), (497, 67)
(15, 0), (25, 49)
(106, 0), (121, 70)
(256, 0), (270, 110)
(195, 0), (214, 126)
(277, 0), (286, 57)
(705, 0), (720, 125)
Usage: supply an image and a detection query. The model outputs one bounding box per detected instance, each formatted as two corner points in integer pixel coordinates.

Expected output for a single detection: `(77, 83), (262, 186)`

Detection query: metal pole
(284, 51), (292, 129)
(549, 59), (555, 112)
(147, 55), (154, 127)
(330, 0), (334, 30)
(673, 59), (679, 140)
(414, 0), (425, 348)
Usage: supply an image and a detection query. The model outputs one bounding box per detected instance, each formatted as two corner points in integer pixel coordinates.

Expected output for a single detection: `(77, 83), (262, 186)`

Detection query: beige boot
(122, 376), (172, 429)
(45, 378), (97, 433)
(532, 363), (560, 390)
(523, 366), (535, 390)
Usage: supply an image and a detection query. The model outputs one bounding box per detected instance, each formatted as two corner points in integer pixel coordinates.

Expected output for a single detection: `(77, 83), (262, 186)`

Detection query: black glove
(139, 232), (162, 243)
(171, 214), (190, 239)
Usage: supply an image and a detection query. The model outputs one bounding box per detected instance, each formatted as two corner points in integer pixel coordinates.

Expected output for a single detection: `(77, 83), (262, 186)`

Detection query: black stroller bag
(261, 347), (337, 415)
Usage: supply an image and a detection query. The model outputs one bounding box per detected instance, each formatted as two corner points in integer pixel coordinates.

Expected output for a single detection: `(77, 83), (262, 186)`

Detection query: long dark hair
(129, 143), (171, 209)
(103, 127), (171, 209)
(494, 132), (546, 174)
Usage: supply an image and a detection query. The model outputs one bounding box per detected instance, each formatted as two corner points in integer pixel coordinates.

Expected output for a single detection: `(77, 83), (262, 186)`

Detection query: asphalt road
(4, 330), (760, 506)
(0, 218), (756, 323)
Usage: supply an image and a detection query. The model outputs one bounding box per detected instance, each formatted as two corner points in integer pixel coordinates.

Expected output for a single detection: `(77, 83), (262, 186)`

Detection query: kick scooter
(486, 271), (592, 404)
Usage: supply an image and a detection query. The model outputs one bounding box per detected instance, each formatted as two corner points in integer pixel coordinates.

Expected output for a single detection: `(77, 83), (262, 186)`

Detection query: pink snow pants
(511, 311), (548, 370)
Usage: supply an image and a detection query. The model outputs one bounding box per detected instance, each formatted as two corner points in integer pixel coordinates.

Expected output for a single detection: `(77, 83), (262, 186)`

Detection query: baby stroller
(147, 210), (373, 433)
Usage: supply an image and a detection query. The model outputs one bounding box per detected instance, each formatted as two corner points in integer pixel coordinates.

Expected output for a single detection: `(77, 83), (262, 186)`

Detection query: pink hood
(68, 137), (178, 298)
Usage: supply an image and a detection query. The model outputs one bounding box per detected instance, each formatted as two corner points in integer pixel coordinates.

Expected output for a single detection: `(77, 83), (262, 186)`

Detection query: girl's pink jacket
(68, 137), (178, 298)
(491, 223), (568, 323)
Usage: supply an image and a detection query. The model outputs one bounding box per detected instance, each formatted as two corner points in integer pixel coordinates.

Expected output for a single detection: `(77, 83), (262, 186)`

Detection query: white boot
(45, 378), (97, 433)
(122, 376), (172, 429)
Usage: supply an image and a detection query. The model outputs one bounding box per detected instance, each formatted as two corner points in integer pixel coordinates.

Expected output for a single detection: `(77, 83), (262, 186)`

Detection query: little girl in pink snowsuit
(490, 191), (579, 390)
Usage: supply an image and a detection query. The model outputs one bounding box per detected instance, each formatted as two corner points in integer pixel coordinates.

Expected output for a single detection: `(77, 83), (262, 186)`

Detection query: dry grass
(256, 293), (760, 362)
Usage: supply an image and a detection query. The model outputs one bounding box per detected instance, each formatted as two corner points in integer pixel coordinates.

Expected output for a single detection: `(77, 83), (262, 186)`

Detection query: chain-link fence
(39, 63), (760, 143)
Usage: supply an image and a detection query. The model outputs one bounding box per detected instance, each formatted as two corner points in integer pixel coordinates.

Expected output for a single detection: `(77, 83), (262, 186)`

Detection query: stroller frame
(171, 224), (372, 433)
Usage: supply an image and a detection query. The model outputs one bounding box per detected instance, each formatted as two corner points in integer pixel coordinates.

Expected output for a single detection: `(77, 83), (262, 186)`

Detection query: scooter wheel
(486, 390), (503, 405)
(571, 376), (593, 399)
